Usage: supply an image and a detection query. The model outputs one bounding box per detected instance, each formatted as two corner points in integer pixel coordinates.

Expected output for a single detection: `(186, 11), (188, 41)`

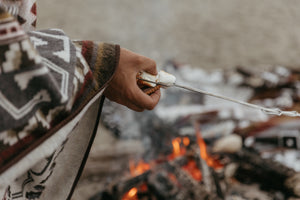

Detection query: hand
(104, 48), (161, 112)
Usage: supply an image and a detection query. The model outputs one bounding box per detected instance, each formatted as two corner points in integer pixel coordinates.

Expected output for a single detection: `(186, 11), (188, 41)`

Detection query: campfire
(90, 63), (300, 200)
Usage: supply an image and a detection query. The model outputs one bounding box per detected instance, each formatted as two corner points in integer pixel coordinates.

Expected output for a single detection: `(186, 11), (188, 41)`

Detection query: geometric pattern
(1, 39), (41, 73)
(2, 42), (22, 73)
(0, 16), (26, 45)
(0, 25), (56, 129)
(29, 29), (76, 104)
(42, 58), (69, 103)
(0, 0), (37, 31)
(0, 27), (79, 131)
(0, 89), (50, 120)
(30, 30), (72, 63)
(0, 27), (74, 133)
(0, 2), (120, 199)
(17, 0), (37, 31)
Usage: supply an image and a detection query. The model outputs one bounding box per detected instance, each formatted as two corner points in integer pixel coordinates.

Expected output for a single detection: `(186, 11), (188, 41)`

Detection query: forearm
(71, 41), (120, 109)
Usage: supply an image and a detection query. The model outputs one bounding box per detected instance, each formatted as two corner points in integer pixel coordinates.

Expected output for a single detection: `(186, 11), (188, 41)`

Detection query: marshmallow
(157, 70), (176, 87)
(138, 72), (157, 87)
(138, 70), (176, 88)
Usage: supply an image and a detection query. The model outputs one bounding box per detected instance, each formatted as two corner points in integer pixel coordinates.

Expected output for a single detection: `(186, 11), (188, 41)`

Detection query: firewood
(229, 148), (298, 197)
(285, 173), (300, 197)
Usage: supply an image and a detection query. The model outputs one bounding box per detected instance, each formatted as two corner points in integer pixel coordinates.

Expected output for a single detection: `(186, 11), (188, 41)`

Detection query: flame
(170, 136), (202, 181)
(172, 138), (181, 156)
(195, 124), (223, 169)
(168, 137), (187, 159)
(182, 160), (202, 181)
(139, 183), (148, 192)
(122, 187), (138, 200)
(129, 160), (150, 176)
(183, 137), (190, 146)
(168, 173), (178, 183)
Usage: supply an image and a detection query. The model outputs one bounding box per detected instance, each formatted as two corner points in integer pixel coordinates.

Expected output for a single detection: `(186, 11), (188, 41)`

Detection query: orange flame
(129, 160), (150, 176)
(122, 187), (138, 200)
(139, 183), (148, 192)
(182, 160), (202, 181)
(168, 137), (187, 159)
(183, 137), (190, 146)
(195, 124), (223, 169)
(172, 138), (181, 156)
(168, 173), (178, 183)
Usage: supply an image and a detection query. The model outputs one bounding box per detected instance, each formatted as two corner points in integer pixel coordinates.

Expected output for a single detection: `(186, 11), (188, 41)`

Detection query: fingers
(104, 47), (161, 111)
(137, 55), (157, 75)
(130, 85), (161, 110)
(147, 89), (161, 109)
(125, 101), (144, 112)
(104, 88), (144, 112)
(133, 56), (160, 109)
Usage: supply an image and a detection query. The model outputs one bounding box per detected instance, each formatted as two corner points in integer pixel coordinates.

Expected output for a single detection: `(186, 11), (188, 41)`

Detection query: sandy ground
(38, 0), (300, 69)
(36, 1), (300, 199)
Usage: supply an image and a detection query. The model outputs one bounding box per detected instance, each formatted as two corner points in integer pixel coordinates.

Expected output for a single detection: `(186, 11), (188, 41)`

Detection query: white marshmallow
(157, 70), (176, 87)
(138, 70), (176, 87)
(139, 72), (157, 87)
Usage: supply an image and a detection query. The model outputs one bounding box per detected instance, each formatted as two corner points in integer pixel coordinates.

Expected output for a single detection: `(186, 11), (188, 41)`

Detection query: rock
(212, 134), (242, 153)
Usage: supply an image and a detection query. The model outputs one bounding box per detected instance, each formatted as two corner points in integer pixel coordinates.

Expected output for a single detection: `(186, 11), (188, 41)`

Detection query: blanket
(0, 1), (120, 199)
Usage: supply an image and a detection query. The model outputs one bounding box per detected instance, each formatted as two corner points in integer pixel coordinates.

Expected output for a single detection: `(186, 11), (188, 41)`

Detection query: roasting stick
(137, 70), (300, 117)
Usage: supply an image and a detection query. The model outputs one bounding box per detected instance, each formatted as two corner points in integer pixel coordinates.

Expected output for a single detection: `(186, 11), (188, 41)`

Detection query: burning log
(89, 156), (197, 200)
(164, 158), (210, 200)
(193, 148), (224, 200)
(228, 148), (299, 198)
(147, 170), (180, 199)
(89, 171), (151, 200)
(192, 121), (225, 199)
(284, 173), (300, 197)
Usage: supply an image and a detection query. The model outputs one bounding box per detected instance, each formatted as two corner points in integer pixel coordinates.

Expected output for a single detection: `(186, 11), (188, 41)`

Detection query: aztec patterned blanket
(0, 0), (120, 199)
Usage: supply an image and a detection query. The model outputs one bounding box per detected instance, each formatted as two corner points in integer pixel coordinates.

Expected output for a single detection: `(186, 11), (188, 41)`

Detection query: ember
(122, 187), (138, 200)
(182, 160), (202, 181)
(129, 160), (150, 176)
(182, 137), (190, 146)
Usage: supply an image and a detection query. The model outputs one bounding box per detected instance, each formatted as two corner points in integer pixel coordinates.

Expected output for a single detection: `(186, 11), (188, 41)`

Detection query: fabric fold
(0, 2), (121, 198)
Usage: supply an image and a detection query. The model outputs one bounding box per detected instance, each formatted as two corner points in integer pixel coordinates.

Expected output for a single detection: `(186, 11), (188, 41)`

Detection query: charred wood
(194, 150), (224, 200)
(147, 170), (180, 200)
(165, 158), (218, 200)
(230, 148), (298, 197)
(285, 172), (300, 197)
(89, 171), (151, 200)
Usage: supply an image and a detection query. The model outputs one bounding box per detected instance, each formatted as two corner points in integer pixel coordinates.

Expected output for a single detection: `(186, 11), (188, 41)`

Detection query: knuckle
(133, 106), (144, 112)
(145, 102), (156, 110)
(138, 108), (144, 112)
(149, 58), (156, 66)
(135, 55), (144, 65)
(147, 58), (157, 70)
